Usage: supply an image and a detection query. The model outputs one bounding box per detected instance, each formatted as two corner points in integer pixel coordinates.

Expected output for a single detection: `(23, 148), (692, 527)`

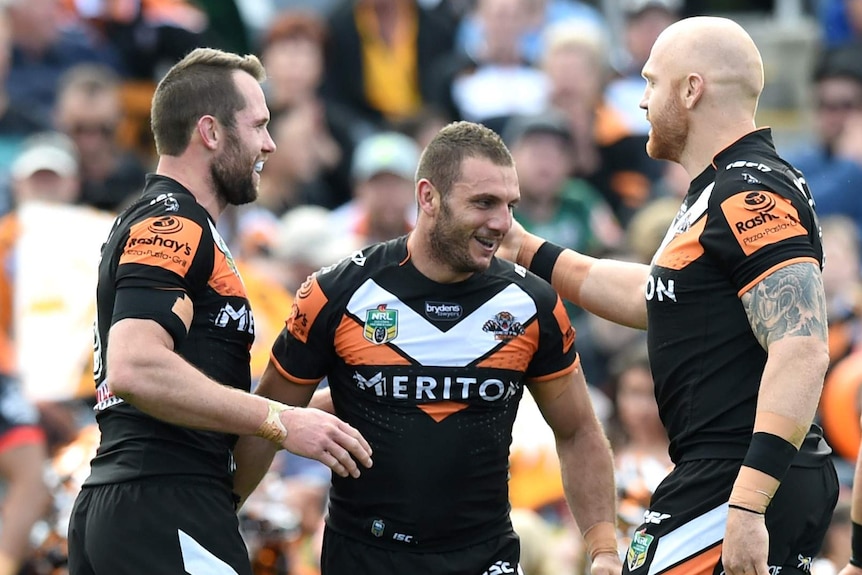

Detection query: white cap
(351, 132), (420, 182)
(272, 205), (359, 269)
(11, 132), (79, 180)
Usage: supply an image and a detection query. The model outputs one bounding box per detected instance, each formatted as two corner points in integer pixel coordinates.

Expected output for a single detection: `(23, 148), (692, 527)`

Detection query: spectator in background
(820, 216), (862, 366)
(0, 7), (51, 181)
(64, 0), (210, 81)
(53, 63), (149, 212)
(505, 110), (621, 261)
(440, 0), (548, 133)
(329, 130), (420, 247)
(321, 0), (455, 139)
(259, 10), (352, 207)
(786, 42), (862, 253)
(540, 20), (664, 227)
(455, 0), (606, 65)
(605, 0), (681, 139)
(0, 133), (84, 575)
(6, 0), (123, 125)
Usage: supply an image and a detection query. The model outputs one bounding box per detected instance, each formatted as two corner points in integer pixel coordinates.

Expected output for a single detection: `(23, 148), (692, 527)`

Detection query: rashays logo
(734, 191), (789, 234)
(425, 301), (462, 321)
(721, 190), (806, 256)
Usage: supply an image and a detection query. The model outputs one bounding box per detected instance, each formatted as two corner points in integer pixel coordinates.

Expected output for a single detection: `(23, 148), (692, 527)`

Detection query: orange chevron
(334, 316), (411, 366)
(417, 401), (469, 422)
(476, 320), (538, 371)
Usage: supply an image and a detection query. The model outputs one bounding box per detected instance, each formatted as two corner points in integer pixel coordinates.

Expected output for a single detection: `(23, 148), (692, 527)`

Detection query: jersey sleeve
(111, 201), (214, 345)
(700, 179), (820, 296)
(525, 286), (577, 383)
(270, 273), (338, 384)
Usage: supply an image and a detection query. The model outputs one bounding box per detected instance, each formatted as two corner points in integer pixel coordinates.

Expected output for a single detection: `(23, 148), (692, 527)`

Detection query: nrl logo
(364, 304), (398, 344)
(482, 311), (524, 341)
(627, 529), (654, 571)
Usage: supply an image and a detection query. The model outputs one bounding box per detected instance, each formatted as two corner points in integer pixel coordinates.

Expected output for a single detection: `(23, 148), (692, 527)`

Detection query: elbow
(105, 357), (143, 401)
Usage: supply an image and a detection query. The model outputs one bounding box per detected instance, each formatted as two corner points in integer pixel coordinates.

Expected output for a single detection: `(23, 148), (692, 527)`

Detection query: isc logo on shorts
(482, 561), (516, 575)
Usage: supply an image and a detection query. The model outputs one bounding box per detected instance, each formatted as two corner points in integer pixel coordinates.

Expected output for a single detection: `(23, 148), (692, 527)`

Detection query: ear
(197, 116), (220, 151)
(683, 73), (704, 109)
(416, 179), (438, 215)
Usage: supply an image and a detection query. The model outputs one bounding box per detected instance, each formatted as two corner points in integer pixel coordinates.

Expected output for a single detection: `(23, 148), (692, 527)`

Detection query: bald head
(647, 16), (764, 111)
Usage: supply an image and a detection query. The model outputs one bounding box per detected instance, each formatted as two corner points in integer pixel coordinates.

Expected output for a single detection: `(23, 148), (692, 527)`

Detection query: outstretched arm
(500, 220), (649, 329)
(528, 368), (621, 575)
(723, 262), (830, 575)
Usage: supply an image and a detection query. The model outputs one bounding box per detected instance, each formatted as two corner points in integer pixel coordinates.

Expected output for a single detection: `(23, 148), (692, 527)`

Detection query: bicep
(254, 361), (318, 408)
(740, 261), (828, 350)
(527, 368), (595, 440)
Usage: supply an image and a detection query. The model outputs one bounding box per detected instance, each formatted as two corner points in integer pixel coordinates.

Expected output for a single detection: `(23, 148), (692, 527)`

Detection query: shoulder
(313, 239), (404, 296)
(488, 257), (560, 307)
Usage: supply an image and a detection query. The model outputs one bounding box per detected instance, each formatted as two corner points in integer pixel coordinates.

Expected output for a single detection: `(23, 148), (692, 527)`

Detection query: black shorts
(321, 526), (523, 575)
(622, 458), (839, 575)
(67, 477), (252, 575)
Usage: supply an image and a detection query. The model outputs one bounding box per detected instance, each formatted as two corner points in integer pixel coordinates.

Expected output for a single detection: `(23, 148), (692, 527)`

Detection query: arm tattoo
(740, 262), (828, 350)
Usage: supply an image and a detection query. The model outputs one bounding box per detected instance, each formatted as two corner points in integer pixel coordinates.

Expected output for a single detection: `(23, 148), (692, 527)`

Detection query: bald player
(500, 16), (838, 575)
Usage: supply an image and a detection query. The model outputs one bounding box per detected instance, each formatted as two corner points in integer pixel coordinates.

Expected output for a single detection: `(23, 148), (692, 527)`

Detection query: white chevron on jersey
(346, 278), (537, 366)
(648, 503), (727, 575)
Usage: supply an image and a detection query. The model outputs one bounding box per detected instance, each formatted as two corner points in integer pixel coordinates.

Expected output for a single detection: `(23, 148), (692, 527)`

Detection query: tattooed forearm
(740, 262), (828, 350)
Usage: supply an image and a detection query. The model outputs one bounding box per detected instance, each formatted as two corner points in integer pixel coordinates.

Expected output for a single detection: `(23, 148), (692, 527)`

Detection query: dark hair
(151, 48), (266, 156)
(813, 42), (862, 84)
(416, 121), (513, 197)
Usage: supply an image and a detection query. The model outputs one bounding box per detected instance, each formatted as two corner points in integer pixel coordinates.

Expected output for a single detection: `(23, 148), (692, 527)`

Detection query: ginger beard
(646, 81), (689, 164)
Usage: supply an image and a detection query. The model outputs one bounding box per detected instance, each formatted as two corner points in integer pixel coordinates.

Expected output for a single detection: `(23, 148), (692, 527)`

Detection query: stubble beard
(428, 198), (485, 276)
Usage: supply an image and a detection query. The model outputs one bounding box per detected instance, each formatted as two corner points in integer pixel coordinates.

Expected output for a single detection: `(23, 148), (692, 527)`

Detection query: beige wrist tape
(728, 465), (779, 514)
(255, 400), (290, 444)
(583, 521), (618, 561)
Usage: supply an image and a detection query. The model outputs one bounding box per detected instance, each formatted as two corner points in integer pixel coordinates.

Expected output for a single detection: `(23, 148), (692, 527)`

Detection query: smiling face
(426, 156), (519, 278)
(210, 70), (276, 206)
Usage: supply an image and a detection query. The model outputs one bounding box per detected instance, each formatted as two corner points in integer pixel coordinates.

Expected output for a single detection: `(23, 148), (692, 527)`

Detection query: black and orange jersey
(270, 236), (577, 552)
(85, 175), (254, 487)
(646, 129), (825, 465)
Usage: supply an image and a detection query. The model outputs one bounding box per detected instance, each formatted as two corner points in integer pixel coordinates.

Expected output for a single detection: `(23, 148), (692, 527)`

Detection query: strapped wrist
(583, 521), (618, 561)
(529, 241), (565, 283)
(255, 399), (290, 444)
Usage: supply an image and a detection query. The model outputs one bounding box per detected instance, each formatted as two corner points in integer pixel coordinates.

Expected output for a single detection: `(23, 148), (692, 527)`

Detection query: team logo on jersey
(627, 529), (654, 571)
(149, 192), (179, 212)
(483, 311), (524, 341)
(364, 304), (398, 344)
(371, 519), (385, 537)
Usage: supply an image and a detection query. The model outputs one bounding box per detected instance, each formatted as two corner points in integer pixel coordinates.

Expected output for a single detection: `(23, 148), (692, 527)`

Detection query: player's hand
(590, 550), (622, 575)
(280, 407), (373, 478)
(497, 218), (527, 263)
(838, 563), (862, 575)
(721, 507), (769, 575)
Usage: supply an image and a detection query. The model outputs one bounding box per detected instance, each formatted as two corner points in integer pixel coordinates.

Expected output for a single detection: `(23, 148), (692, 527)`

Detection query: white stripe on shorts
(178, 529), (240, 575)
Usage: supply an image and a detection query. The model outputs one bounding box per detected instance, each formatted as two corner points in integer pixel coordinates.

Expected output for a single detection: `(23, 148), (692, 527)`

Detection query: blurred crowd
(2, 0), (862, 574)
